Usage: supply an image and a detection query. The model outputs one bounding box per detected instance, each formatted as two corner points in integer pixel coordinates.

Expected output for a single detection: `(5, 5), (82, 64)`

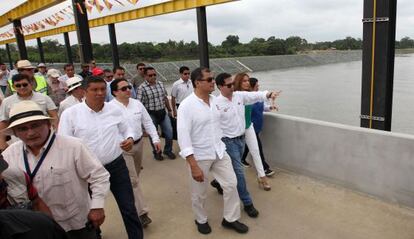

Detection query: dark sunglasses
(119, 85), (132, 91)
(147, 74), (157, 77)
(183, 72), (190, 75)
(15, 83), (29, 88)
(224, 83), (234, 88)
(198, 77), (214, 83)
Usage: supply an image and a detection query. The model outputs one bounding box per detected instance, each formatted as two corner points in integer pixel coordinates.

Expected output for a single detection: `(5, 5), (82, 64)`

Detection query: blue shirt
(251, 102), (264, 133)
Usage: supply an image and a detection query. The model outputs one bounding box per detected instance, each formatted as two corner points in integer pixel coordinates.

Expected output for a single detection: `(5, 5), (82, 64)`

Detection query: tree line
(1, 35), (413, 64)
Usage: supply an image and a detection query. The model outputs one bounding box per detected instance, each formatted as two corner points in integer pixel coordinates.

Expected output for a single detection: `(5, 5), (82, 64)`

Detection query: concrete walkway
(101, 140), (414, 239)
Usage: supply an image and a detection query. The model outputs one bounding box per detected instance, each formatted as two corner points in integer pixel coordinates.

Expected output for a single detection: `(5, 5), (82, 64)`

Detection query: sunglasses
(14, 83), (29, 88)
(224, 83), (234, 88)
(119, 85), (132, 91)
(198, 77), (214, 83)
(183, 72), (190, 75)
(147, 74), (157, 77)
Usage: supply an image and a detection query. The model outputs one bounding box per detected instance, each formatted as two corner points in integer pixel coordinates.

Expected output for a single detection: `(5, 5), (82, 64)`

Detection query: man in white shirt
(210, 72), (278, 218)
(58, 76), (84, 117)
(171, 66), (193, 117)
(109, 78), (161, 227)
(59, 76), (143, 239)
(2, 100), (110, 238)
(177, 67), (248, 235)
(58, 63), (82, 86)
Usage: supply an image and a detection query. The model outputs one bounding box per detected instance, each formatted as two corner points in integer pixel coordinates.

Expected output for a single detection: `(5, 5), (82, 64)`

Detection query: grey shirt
(0, 92), (57, 122)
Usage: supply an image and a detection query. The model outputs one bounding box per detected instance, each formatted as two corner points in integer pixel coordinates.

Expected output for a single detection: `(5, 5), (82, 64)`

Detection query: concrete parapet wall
(261, 113), (414, 208)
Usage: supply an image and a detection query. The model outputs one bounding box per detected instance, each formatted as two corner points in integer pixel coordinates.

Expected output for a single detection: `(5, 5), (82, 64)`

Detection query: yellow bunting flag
(84, 1), (93, 13)
(103, 0), (113, 10)
(93, 0), (105, 13)
(126, 0), (139, 4)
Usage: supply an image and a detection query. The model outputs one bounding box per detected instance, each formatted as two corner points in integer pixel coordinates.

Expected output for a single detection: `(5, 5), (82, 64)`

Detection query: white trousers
(189, 153), (240, 224)
(245, 124), (266, 177)
(123, 140), (149, 216)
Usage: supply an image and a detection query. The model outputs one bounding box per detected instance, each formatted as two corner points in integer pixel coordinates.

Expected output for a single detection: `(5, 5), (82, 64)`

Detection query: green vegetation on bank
(1, 35), (414, 64)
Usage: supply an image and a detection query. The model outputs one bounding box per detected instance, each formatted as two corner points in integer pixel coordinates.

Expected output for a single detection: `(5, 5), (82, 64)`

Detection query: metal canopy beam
(37, 37), (45, 63)
(72, 0), (93, 64)
(5, 43), (13, 69)
(13, 19), (27, 59)
(108, 23), (120, 68)
(63, 32), (73, 64)
(196, 7), (209, 68)
(0, 0), (235, 45)
(360, 0), (397, 131)
(0, 0), (65, 28)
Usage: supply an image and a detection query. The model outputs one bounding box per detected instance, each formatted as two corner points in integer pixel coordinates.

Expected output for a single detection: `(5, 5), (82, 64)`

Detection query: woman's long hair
(233, 72), (250, 91)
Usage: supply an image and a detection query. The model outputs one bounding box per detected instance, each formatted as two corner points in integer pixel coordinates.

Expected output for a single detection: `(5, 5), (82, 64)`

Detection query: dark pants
(148, 109), (173, 154)
(67, 227), (96, 239)
(104, 155), (143, 239)
(242, 132), (270, 171)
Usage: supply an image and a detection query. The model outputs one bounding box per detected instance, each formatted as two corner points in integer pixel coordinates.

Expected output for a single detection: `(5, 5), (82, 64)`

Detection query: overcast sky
(1, 0), (413, 47)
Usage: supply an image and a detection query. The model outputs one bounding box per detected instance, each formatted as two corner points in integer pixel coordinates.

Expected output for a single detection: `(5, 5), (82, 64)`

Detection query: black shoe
(154, 152), (164, 161)
(244, 204), (259, 218)
(221, 219), (248, 233)
(210, 180), (223, 195)
(242, 160), (251, 168)
(195, 220), (212, 234)
(163, 151), (176, 160)
(139, 213), (152, 228)
(265, 169), (275, 177)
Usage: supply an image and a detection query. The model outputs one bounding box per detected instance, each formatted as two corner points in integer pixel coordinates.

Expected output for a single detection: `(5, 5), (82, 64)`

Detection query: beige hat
(17, 60), (36, 69)
(7, 101), (51, 130)
(66, 76), (83, 93)
(47, 68), (61, 78)
(37, 63), (46, 68)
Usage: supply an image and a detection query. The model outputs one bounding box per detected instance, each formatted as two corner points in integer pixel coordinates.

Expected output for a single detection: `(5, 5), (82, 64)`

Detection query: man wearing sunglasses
(0, 74), (58, 151)
(137, 67), (175, 161)
(131, 63), (146, 92)
(171, 66), (193, 118)
(109, 78), (161, 228)
(177, 67), (249, 235)
(5, 60), (51, 97)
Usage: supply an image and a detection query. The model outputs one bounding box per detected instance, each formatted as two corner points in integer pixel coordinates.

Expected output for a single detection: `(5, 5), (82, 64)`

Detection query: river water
(166, 53), (414, 135)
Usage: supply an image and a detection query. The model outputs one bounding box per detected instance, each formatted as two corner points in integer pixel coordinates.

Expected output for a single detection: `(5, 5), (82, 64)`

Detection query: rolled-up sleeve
(76, 143), (110, 209)
(177, 103), (194, 158)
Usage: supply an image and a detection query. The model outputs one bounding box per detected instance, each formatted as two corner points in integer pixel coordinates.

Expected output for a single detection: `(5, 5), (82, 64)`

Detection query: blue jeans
(148, 110), (173, 154)
(222, 136), (253, 206)
(104, 155), (143, 239)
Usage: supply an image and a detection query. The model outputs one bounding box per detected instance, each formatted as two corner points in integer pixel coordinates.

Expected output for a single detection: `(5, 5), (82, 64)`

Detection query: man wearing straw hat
(58, 76), (85, 117)
(1, 101), (110, 239)
(0, 155), (68, 239)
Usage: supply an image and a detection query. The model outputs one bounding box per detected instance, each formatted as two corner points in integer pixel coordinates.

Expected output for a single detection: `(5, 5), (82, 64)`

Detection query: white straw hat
(7, 101), (51, 130)
(66, 76), (83, 93)
(47, 68), (61, 78)
(16, 60), (35, 69)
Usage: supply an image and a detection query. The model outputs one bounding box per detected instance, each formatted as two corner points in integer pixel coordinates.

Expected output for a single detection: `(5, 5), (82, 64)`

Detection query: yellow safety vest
(8, 75), (48, 95)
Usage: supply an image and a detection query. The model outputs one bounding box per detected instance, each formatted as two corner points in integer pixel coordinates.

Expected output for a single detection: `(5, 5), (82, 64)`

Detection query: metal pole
(63, 32), (73, 64)
(5, 43), (13, 69)
(13, 19), (28, 60)
(360, 0), (397, 131)
(196, 7), (210, 68)
(37, 37), (45, 63)
(72, 0), (93, 64)
(108, 23), (120, 68)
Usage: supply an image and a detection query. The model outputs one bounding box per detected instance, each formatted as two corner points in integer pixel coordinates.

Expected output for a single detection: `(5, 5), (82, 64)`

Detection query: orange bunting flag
(76, 3), (85, 14)
(103, 0), (113, 10)
(93, 0), (105, 13)
(84, 1), (93, 13)
(126, 0), (139, 4)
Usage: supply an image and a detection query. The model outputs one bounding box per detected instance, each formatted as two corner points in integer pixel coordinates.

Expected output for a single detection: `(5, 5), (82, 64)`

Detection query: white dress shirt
(214, 91), (269, 138)
(171, 78), (194, 104)
(177, 93), (226, 161)
(109, 98), (160, 143)
(58, 95), (83, 117)
(58, 102), (134, 165)
(2, 133), (110, 231)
